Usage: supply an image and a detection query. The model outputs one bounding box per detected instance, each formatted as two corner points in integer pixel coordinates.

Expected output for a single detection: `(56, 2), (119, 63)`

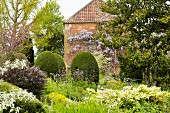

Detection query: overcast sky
(52, 0), (170, 20)
(57, 0), (92, 19)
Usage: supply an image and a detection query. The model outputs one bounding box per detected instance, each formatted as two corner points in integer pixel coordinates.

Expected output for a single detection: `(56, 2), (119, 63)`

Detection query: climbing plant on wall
(67, 30), (119, 74)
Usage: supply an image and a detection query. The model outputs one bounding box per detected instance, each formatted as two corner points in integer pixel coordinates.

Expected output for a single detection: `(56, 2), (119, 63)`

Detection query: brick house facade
(64, 0), (120, 74)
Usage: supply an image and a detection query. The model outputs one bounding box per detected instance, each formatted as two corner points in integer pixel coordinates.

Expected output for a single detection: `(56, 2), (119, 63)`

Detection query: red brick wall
(64, 23), (97, 66)
(64, 23), (121, 74)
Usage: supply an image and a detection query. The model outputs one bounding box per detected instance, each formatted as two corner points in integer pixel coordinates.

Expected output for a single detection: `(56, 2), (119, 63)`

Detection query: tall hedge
(70, 52), (99, 84)
(35, 51), (58, 74)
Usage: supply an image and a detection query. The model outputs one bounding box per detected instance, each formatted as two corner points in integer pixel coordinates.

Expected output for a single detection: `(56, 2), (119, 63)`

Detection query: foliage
(0, 0), (63, 59)
(34, 0), (64, 56)
(99, 76), (126, 90)
(71, 52), (99, 84)
(45, 100), (108, 113)
(12, 53), (28, 61)
(96, 0), (170, 86)
(42, 76), (170, 113)
(0, 67), (47, 98)
(87, 85), (170, 112)
(53, 53), (66, 78)
(0, 52), (28, 67)
(48, 92), (69, 104)
(0, 59), (28, 74)
(67, 30), (114, 56)
(93, 51), (113, 75)
(44, 78), (88, 101)
(0, 80), (45, 113)
(19, 38), (34, 66)
(0, 0), (40, 53)
(67, 30), (115, 74)
(0, 80), (19, 93)
(35, 51), (58, 75)
(43, 78), (59, 95)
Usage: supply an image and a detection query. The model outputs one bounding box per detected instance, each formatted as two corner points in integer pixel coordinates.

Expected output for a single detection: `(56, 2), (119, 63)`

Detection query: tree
(0, 0), (41, 53)
(0, 0), (64, 58)
(96, 0), (170, 86)
(33, 0), (64, 56)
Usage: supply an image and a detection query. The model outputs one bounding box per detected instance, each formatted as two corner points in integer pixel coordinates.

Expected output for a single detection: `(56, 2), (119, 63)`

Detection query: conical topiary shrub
(70, 52), (99, 84)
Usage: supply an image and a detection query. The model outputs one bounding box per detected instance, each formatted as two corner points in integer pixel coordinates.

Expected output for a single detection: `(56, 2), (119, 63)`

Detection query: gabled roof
(65, 0), (114, 24)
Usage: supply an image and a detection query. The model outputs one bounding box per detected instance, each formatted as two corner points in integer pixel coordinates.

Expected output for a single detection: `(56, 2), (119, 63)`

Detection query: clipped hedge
(35, 51), (58, 74)
(53, 53), (66, 75)
(71, 52), (99, 84)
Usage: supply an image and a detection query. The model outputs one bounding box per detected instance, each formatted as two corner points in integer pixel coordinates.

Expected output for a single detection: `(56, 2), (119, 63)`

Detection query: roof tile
(65, 0), (115, 23)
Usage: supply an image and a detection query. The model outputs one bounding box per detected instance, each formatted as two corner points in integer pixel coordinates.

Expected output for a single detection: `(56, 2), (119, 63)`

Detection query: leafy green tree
(96, 0), (170, 86)
(33, 0), (64, 56)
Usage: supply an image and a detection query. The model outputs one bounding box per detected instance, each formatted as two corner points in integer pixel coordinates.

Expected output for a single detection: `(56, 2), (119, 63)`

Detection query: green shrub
(93, 51), (113, 75)
(0, 80), (46, 113)
(99, 76), (126, 90)
(0, 52), (28, 67)
(3, 52), (27, 62)
(35, 51), (58, 74)
(0, 80), (19, 93)
(87, 85), (170, 112)
(48, 92), (69, 104)
(53, 53), (66, 78)
(44, 78), (88, 101)
(48, 100), (108, 113)
(43, 78), (59, 95)
(0, 67), (47, 98)
(71, 52), (99, 84)
(13, 52), (28, 61)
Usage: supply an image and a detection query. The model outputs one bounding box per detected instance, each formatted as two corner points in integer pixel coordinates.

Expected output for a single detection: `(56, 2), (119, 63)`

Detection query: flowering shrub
(87, 85), (170, 112)
(0, 52), (27, 66)
(0, 80), (45, 113)
(0, 67), (47, 98)
(67, 30), (115, 56)
(0, 59), (28, 74)
(99, 76), (126, 90)
(93, 51), (112, 75)
(67, 30), (117, 74)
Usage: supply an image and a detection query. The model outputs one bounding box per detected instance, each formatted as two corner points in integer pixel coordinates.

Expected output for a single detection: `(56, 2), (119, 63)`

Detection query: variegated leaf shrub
(87, 85), (170, 112)
(0, 80), (45, 113)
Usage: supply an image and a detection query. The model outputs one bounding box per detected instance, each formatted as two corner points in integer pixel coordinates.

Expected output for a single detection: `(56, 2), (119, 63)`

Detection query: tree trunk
(144, 64), (151, 85)
(152, 67), (157, 86)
